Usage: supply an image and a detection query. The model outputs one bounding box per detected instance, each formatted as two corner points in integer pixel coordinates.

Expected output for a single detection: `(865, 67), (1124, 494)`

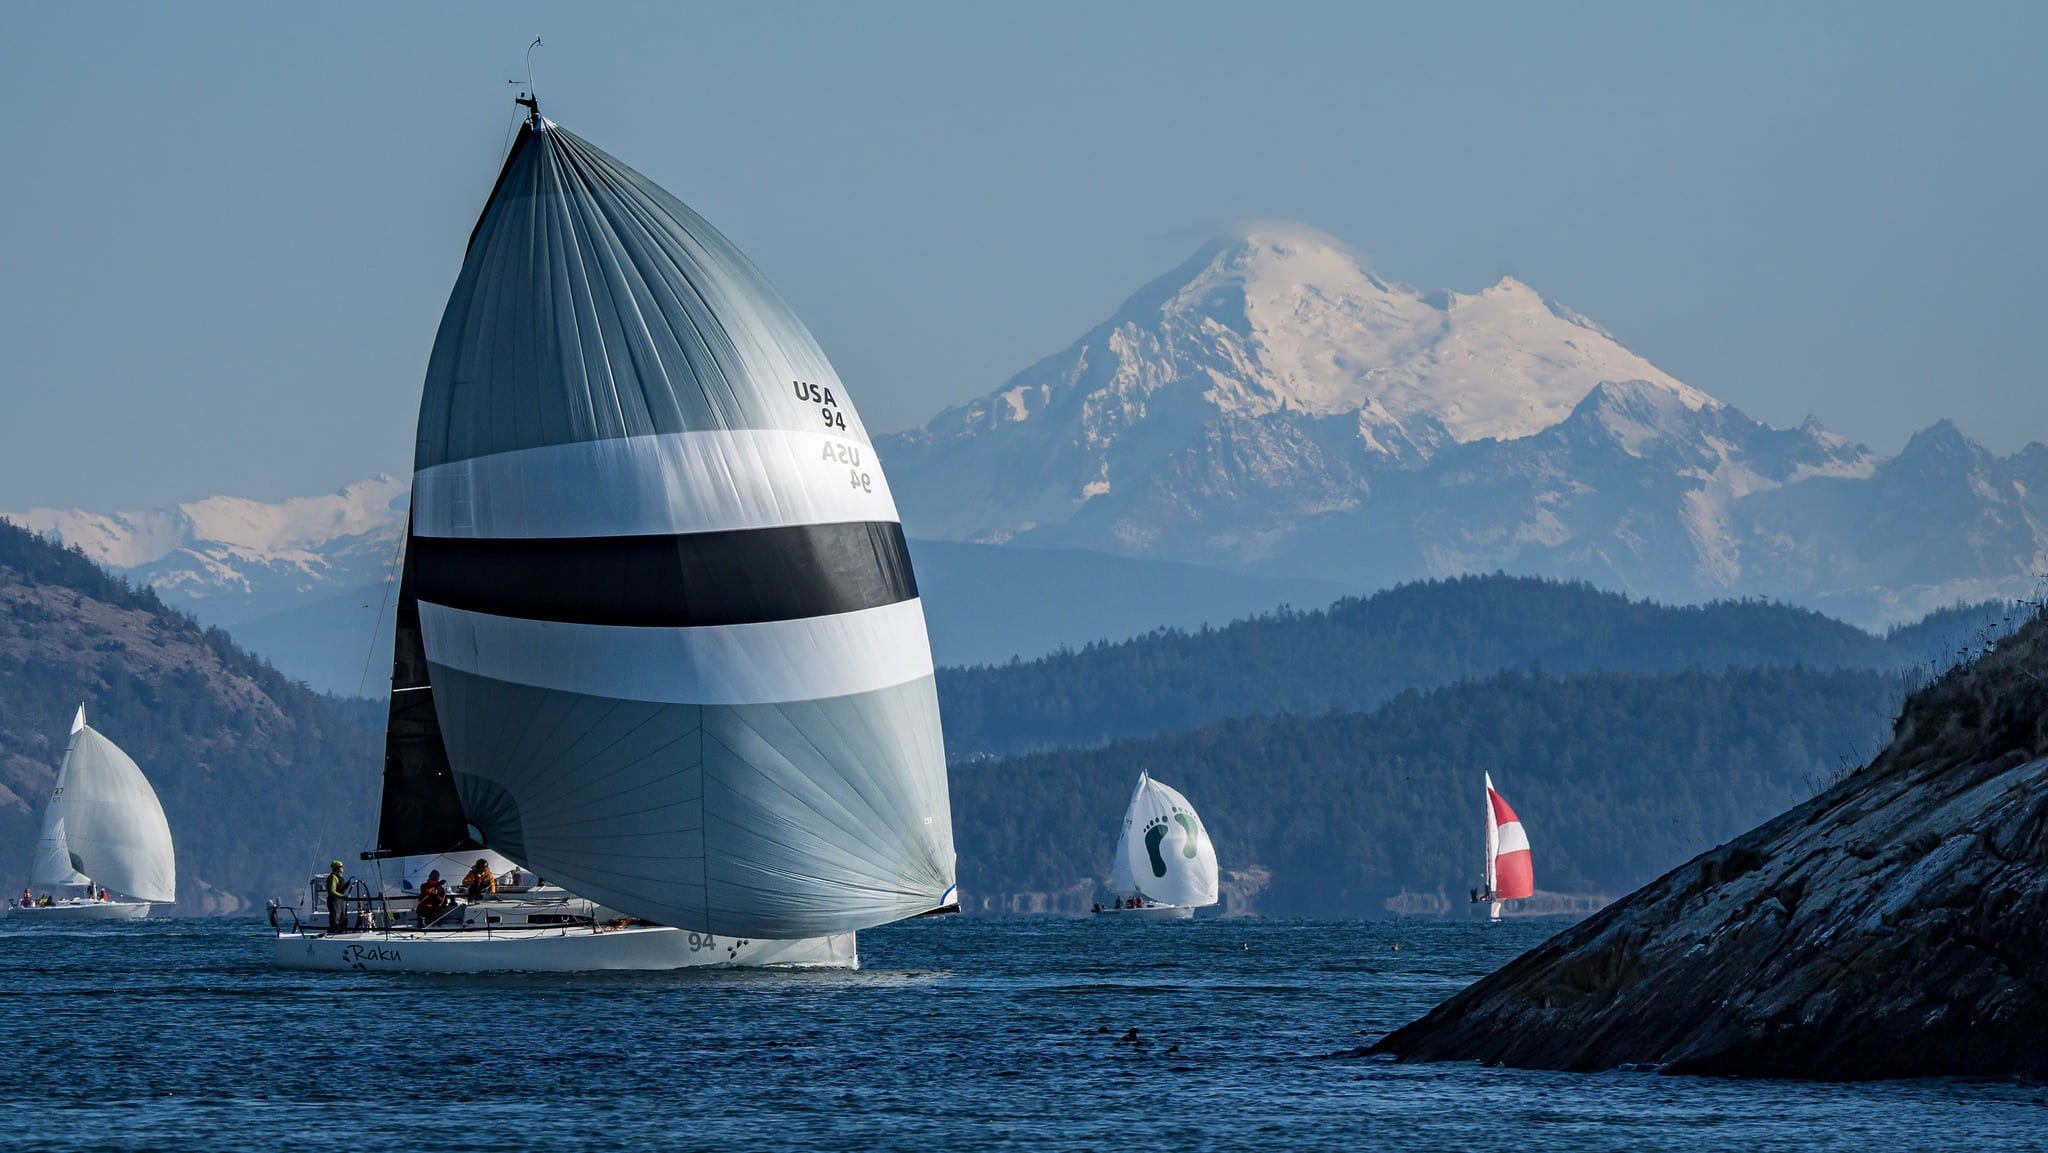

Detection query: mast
(1483, 771), (1500, 901)
(368, 519), (474, 859)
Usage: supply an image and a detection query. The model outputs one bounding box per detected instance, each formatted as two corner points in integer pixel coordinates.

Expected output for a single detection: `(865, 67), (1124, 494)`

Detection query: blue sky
(2, 3), (2042, 509)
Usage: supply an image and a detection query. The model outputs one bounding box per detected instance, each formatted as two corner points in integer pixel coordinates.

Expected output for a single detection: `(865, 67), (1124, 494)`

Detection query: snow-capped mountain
(9, 221), (2042, 684)
(880, 224), (2046, 625)
(7, 476), (407, 624)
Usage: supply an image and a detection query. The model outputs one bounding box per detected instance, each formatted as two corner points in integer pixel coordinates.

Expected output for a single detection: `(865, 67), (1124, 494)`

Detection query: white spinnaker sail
(29, 709), (175, 901)
(1111, 773), (1219, 907)
(404, 116), (954, 939)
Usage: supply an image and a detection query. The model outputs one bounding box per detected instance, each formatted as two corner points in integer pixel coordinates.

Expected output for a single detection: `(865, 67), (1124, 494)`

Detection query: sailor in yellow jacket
(324, 860), (347, 933)
(462, 859), (497, 901)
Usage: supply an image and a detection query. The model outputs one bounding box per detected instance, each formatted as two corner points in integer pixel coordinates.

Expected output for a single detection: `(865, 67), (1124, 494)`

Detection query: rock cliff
(1369, 609), (2048, 1079)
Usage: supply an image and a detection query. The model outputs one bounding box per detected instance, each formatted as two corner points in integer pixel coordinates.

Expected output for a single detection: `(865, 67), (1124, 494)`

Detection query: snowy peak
(6, 477), (408, 621)
(884, 224), (1738, 543)
(11, 476), (407, 570)
(1569, 379), (1725, 458)
(1111, 224), (1713, 446)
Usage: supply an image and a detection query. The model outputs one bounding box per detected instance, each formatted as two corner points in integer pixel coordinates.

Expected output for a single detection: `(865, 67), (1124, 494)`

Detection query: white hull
(273, 925), (857, 973)
(3, 900), (150, 922)
(1093, 903), (1195, 920)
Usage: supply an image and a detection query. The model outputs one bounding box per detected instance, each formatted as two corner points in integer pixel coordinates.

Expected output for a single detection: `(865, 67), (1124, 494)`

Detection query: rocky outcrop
(1369, 612), (2048, 1079)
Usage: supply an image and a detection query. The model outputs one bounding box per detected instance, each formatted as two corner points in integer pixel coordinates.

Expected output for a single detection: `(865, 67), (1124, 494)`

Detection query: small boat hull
(3, 900), (151, 922)
(272, 925), (857, 973)
(1092, 903), (1195, 920)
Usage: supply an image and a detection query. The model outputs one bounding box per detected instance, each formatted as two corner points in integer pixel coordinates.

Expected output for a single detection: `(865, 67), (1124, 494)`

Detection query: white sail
(393, 115), (953, 940)
(1108, 779), (1139, 895)
(30, 815), (90, 887)
(1111, 773), (1219, 908)
(28, 708), (175, 902)
(1483, 771), (1500, 897)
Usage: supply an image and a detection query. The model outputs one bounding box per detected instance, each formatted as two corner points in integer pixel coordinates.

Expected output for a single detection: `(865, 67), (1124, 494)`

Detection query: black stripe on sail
(372, 524), (481, 859)
(412, 520), (918, 628)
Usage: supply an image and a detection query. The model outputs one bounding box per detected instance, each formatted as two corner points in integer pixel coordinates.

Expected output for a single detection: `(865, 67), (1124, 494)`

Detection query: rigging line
(354, 527), (407, 700)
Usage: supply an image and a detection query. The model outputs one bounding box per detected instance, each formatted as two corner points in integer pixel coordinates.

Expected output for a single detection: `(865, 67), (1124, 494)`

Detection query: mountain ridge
(877, 226), (2043, 626)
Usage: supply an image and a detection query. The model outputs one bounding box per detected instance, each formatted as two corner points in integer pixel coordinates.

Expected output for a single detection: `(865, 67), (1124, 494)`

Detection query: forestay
(1109, 773), (1219, 907)
(392, 116), (954, 939)
(29, 708), (176, 902)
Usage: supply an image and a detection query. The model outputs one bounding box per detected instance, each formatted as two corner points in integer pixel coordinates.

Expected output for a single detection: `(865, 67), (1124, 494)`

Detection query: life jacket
(325, 872), (346, 898)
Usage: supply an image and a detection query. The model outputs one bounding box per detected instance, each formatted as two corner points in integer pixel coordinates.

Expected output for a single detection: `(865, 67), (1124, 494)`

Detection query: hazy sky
(2, 3), (2042, 510)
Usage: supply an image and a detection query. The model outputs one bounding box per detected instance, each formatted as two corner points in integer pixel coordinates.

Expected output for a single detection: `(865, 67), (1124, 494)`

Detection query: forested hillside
(0, 519), (379, 913)
(936, 575), (1989, 757)
(951, 666), (1905, 918)
(0, 516), (1993, 922)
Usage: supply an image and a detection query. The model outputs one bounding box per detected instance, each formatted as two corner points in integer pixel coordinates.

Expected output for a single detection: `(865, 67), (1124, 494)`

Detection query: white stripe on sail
(419, 598), (936, 705)
(413, 429), (901, 539)
(1494, 820), (1530, 857)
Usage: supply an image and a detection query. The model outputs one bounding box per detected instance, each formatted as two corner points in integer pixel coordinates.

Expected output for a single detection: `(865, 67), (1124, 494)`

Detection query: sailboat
(1472, 772), (1534, 920)
(8, 706), (175, 921)
(1093, 773), (1218, 919)
(272, 93), (954, 972)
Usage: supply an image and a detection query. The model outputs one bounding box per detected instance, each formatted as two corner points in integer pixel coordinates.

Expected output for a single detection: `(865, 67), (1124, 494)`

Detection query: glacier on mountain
(880, 225), (2046, 626)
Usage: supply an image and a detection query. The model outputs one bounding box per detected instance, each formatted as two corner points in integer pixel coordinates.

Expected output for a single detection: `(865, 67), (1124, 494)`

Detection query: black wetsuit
(325, 872), (348, 933)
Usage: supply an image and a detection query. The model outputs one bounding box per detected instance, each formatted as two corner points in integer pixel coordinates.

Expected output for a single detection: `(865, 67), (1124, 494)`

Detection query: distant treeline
(937, 574), (2000, 757)
(0, 517), (1994, 920)
(952, 665), (1906, 918)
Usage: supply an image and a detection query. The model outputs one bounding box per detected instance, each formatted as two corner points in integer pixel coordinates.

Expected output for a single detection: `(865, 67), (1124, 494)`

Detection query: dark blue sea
(1, 916), (2041, 1151)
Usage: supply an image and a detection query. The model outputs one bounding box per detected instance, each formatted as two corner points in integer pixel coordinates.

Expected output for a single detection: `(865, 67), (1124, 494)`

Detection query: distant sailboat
(1094, 773), (1218, 919)
(273, 90), (954, 972)
(1473, 772), (1534, 920)
(9, 706), (175, 921)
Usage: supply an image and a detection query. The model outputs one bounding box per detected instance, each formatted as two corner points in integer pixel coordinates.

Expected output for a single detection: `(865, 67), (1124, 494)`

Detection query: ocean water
(1, 916), (2041, 1152)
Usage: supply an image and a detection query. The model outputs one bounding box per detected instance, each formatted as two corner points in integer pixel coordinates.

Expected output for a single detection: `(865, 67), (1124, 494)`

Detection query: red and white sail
(1484, 772), (1534, 902)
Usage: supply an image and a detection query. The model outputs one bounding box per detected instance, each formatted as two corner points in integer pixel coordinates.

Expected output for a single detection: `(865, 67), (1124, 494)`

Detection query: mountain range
(10, 222), (2044, 685)
(879, 224), (2047, 627)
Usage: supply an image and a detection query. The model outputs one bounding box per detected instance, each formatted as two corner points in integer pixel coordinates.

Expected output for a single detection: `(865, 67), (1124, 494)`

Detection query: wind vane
(513, 35), (543, 124)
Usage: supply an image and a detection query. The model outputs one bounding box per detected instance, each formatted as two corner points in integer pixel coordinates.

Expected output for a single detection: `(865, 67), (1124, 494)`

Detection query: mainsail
(1109, 773), (1219, 907)
(375, 112), (955, 939)
(1484, 772), (1534, 904)
(28, 707), (176, 902)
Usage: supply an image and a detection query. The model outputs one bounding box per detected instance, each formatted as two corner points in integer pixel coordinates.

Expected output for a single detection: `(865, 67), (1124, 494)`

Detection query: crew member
(416, 869), (452, 926)
(462, 858), (497, 901)
(324, 860), (349, 933)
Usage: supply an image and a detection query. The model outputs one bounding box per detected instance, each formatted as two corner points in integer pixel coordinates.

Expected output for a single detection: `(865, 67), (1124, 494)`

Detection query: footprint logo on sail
(1141, 806), (1204, 878)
